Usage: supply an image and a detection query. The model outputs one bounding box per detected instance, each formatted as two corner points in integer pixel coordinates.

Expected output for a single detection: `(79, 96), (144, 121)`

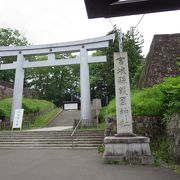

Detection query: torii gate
(0, 34), (114, 126)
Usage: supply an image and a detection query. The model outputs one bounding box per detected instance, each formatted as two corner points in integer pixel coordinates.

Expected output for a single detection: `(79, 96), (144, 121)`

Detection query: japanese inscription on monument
(114, 52), (133, 134)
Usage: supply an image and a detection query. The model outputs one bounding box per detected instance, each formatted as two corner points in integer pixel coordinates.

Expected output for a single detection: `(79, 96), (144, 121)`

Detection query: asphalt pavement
(0, 149), (179, 180)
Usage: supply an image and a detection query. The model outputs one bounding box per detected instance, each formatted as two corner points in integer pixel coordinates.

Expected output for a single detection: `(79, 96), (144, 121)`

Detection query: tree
(25, 54), (80, 107)
(0, 28), (28, 82)
(90, 27), (144, 105)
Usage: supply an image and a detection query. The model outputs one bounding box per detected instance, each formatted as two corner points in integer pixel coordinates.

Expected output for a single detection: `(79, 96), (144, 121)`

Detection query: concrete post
(80, 46), (92, 126)
(10, 53), (25, 122)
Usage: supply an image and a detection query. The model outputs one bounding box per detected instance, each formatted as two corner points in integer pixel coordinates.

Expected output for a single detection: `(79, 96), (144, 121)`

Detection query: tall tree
(0, 28), (28, 82)
(90, 27), (144, 105)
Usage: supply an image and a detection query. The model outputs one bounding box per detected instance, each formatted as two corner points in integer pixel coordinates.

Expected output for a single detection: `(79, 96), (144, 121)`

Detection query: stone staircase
(0, 130), (104, 149)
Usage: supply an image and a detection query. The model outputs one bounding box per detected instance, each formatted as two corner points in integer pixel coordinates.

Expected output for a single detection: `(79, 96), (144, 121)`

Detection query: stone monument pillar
(114, 52), (133, 135)
(103, 52), (153, 164)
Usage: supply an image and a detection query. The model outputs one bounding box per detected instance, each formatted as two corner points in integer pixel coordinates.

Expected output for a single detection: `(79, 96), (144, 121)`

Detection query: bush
(131, 87), (164, 116)
(100, 77), (180, 120)
(159, 77), (180, 119)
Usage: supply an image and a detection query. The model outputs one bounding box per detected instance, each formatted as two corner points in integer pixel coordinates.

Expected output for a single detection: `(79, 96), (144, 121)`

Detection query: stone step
(0, 134), (104, 137)
(0, 135), (104, 139)
(0, 143), (102, 147)
(0, 133), (104, 135)
(0, 130), (104, 133)
(0, 135), (103, 137)
(0, 138), (103, 143)
(0, 130), (104, 149)
(0, 139), (103, 142)
(0, 140), (102, 144)
(0, 146), (98, 150)
(0, 136), (103, 142)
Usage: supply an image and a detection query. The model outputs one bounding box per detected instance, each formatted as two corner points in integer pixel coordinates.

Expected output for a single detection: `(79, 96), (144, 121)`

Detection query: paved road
(0, 149), (179, 180)
(48, 110), (80, 127)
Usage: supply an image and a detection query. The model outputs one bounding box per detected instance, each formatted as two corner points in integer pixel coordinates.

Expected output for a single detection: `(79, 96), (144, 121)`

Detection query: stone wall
(106, 116), (164, 139)
(133, 116), (164, 139)
(166, 113), (180, 163)
(138, 33), (180, 89)
(0, 84), (13, 99)
(0, 80), (38, 99)
(132, 115), (180, 163)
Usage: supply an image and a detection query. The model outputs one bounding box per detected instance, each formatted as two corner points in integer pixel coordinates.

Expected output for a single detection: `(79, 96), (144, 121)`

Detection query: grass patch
(22, 98), (54, 114)
(0, 98), (55, 120)
(78, 122), (105, 131)
(29, 108), (60, 129)
(0, 98), (12, 119)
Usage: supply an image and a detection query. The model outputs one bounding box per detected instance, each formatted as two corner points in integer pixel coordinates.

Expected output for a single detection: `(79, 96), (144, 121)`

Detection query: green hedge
(100, 77), (180, 120)
(0, 98), (55, 120)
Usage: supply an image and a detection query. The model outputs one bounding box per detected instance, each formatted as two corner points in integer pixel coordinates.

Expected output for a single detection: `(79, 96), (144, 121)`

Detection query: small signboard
(64, 103), (78, 110)
(12, 109), (24, 130)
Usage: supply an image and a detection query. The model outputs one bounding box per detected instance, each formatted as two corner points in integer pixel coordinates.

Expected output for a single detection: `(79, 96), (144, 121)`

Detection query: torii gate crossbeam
(0, 34), (114, 126)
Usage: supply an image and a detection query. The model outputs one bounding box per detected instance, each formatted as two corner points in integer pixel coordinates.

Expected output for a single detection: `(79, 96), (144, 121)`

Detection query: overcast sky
(0, 0), (180, 56)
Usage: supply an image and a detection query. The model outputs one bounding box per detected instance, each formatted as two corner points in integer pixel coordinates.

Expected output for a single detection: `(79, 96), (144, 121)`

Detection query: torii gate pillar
(80, 46), (92, 125)
(11, 54), (25, 122)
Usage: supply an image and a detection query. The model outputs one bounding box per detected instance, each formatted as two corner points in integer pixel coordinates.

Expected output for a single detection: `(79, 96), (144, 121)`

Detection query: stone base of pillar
(103, 136), (154, 165)
(81, 119), (96, 127)
(115, 133), (137, 137)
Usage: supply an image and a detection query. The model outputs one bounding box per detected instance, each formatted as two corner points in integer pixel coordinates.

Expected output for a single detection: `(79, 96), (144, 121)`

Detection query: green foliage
(0, 98), (55, 120)
(100, 77), (180, 119)
(97, 146), (105, 153)
(176, 56), (180, 67)
(122, 27), (144, 85)
(0, 28), (28, 46)
(100, 87), (164, 119)
(105, 98), (116, 117)
(98, 107), (107, 122)
(131, 87), (164, 116)
(25, 54), (80, 107)
(30, 108), (60, 128)
(0, 28), (28, 82)
(158, 77), (180, 121)
(0, 98), (12, 118)
(22, 98), (54, 114)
